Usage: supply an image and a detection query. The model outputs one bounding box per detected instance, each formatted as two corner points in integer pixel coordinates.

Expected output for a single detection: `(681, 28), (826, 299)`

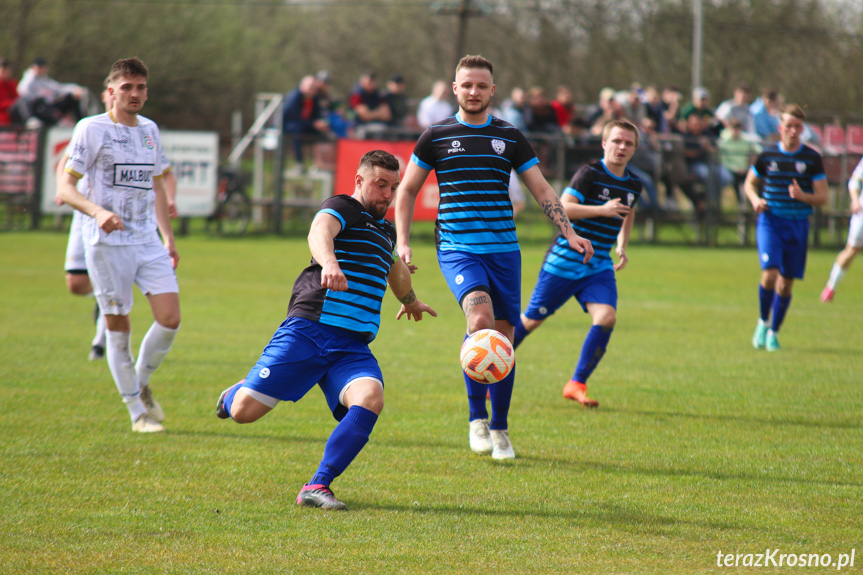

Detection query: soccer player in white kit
(57, 57), (180, 433)
(821, 156), (863, 302)
(59, 80), (178, 363)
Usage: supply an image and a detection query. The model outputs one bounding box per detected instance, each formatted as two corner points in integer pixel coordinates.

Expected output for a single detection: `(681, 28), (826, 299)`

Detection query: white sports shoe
(469, 418), (492, 455)
(132, 413), (165, 433)
(140, 385), (165, 423)
(490, 429), (515, 460)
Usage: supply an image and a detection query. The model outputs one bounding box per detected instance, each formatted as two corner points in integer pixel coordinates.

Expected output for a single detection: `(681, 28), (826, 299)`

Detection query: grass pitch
(1, 230), (861, 574)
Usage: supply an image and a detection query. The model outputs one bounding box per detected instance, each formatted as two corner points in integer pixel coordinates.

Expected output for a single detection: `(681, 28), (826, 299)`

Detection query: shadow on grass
(608, 406), (861, 431)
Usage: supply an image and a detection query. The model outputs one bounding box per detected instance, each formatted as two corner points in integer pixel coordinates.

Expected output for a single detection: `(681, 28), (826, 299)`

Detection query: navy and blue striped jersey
(542, 160), (642, 281)
(750, 143), (826, 220)
(411, 113), (539, 253)
(287, 195), (396, 343)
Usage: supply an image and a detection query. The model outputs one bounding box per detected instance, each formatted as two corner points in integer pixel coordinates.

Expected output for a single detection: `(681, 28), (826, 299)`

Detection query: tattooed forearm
(541, 198), (571, 235)
(398, 288), (417, 306)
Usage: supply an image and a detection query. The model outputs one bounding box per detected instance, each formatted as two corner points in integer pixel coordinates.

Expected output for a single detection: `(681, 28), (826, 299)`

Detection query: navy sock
(489, 362), (515, 430)
(463, 333), (490, 421)
(771, 294), (792, 332)
(512, 317), (528, 349)
(573, 325), (613, 383)
(759, 285), (773, 322)
(310, 405), (378, 487)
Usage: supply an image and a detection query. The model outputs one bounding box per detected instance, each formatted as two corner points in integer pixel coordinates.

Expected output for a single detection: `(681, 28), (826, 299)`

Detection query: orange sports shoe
(563, 380), (599, 408)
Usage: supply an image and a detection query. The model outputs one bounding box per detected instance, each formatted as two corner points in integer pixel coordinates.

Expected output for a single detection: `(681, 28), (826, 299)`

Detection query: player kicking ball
(513, 120), (642, 408)
(215, 151), (436, 510)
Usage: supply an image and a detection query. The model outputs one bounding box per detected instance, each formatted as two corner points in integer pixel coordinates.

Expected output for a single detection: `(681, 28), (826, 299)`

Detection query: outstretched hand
(599, 197), (631, 220)
(396, 300), (437, 322)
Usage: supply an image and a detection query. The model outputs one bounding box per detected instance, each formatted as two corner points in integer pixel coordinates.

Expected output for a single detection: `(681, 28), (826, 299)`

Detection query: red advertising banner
(334, 139), (439, 221)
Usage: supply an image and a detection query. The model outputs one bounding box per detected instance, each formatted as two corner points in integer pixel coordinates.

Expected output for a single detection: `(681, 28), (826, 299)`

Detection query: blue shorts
(242, 317), (383, 421)
(524, 268), (617, 319)
(437, 249), (522, 325)
(756, 211), (809, 279)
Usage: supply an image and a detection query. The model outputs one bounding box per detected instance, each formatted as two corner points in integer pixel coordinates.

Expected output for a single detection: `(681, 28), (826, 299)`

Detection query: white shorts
(64, 211), (87, 273)
(848, 210), (863, 248)
(85, 239), (179, 316)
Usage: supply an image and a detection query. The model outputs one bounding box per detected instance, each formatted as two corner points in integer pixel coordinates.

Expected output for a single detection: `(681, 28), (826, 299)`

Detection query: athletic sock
(463, 334), (490, 422)
(309, 405), (378, 487)
(221, 381), (243, 420)
(92, 313), (107, 348)
(489, 362), (515, 430)
(106, 329), (146, 421)
(573, 325), (613, 384)
(771, 294), (792, 333)
(827, 263), (846, 290)
(512, 317), (528, 349)
(759, 285), (773, 322)
(136, 322), (179, 388)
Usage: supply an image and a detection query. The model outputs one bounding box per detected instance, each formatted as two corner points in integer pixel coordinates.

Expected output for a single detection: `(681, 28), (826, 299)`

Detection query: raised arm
(388, 257), (437, 322)
(57, 170), (125, 234)
(308, 212), (348, 291)
(519, 165), (594, 262)
(394, 161), (431, 267)
(789, 178), (828, 207)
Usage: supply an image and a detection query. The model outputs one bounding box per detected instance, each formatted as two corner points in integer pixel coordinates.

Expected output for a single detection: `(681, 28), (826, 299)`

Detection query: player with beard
(216, 150), (437, 510)
(395, 55), (593, 460)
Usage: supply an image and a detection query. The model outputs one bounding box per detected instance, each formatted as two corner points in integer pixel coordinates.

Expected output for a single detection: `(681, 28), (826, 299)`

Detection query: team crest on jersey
(795, 161), (806, 174)
(143, 134), (155, 150)
(627, 193), (635, 206)
(491, 139), (506, 155)
(599, 188), (611, 200)
(768, 161), (779, 173)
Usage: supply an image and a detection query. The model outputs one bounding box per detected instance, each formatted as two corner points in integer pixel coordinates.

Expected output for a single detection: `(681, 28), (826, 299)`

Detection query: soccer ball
(460, 329), (515, 384)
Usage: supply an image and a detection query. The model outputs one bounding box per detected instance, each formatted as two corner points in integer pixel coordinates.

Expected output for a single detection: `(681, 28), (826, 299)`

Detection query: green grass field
(1, 230), (861, 574)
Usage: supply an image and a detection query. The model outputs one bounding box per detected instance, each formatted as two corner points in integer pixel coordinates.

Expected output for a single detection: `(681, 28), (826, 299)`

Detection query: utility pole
(431, 0), (491, 73)
(692, 0), (703, 90)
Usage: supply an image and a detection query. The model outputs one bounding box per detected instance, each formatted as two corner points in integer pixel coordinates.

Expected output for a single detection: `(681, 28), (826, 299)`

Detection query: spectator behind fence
(617, 84), (646, 127)
(550, 86), (577, 135)
(643, 85), (668, 134)
(661, 84), (684, 133)
(0, 58), (18, 126)
(526, 87), (560, 134)
(15, 57), (86, 127)
(628, 117), (663, 211)
(719, 118), (762, 204)
(751, 89), (783, 143)
(682, 112), (733, 203)
(715, 82), (755, 135)
(416, 80), (455, 129)
(679, 86), (720, 136)
(384, 73), (409, 128)
(282, 75), (328, 170)
(349, 70), (391, 136)
(586, 87), (625, 136)
(499, 86), (528, 131)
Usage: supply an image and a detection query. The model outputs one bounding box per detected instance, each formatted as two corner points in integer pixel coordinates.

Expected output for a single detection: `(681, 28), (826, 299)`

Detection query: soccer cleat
(132, 413), (165, 433)
(216, 380), (243, 420)
(766, 329), (780, 352)
(752, 319), (768, 349)
(489, 429), (515, 460)
(88, 345), (105, 361)
(296, 484), (347, 510)
(140, 385), (165, 423)
(563, 380), (599, 408)
(820, 286), (835, 303)
(469, 418), (493, 455)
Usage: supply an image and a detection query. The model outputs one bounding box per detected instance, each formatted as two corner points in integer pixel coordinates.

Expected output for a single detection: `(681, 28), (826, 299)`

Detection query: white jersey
(65, 111), (164, 246)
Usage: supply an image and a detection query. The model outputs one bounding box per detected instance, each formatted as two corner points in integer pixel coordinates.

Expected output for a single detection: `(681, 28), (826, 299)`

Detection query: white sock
(827, 263), (846, 290)
(136, 322), (179, 388)
(92, 313), (107, 348)
(106, 330), (146, 421)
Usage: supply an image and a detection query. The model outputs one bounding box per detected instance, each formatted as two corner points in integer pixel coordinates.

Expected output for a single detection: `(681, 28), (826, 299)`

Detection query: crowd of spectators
(0, 57), (90, 129)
